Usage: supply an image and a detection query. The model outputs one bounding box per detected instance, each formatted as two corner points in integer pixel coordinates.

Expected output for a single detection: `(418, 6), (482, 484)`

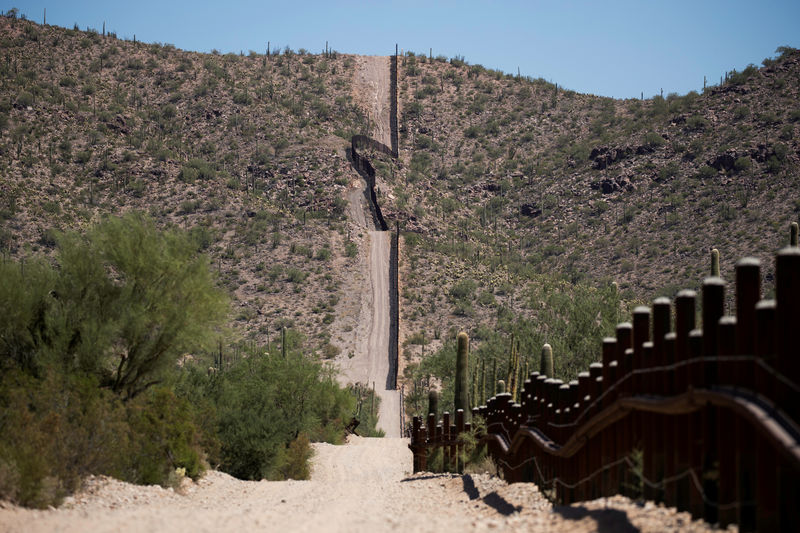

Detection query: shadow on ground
(553, 504), (641, 533)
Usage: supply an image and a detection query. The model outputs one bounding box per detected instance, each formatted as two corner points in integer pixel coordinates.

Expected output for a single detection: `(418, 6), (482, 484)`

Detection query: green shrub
(15, 91), (34, 108)
(685, 115), (709, 131)
(179, 158), (216, 183)
(733, 156), (752, 173)
(0, 213), (227, 397)
(201, 353), (353, 480)
(733, 105), (750, 120)
(232, 91), (252, 105)
(643, 132), (666, 148)
(0, 372), (206, 508)
(698, 165), (717, 179)
(449, 278), (477, 301)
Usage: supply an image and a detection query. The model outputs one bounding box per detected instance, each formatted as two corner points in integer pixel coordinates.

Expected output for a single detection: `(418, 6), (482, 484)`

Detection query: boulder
(520, 203), (542, 218)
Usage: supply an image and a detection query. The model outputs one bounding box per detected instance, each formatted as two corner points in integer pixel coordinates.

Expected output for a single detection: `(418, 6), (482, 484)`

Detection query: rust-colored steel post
(575, 372), (590, 502)
(663, 331), (677, 508)
(702, 276), (725, 385)
(632, 308), (651, 394)
(601, 338), (617, 407)
(717, 317), (739, 527)
(775, 248), (800, 420)
(442, 412), (451, 471)
(652, 297), (672, 396)
(455, 409), (465, 473)
(731, 272), (755, 530)
(775, 247), (800, 532)
(427, 413), (436, 471)
(688, 329), (706, 521)
(591, 374), (603, 498)
(419, 424), (428, 472)
(616, 323), (633, 396)
(412, 416), (421, 472)
(735, 260), (759, 532)
(754, 299), (778, 531)
(675, 290), (696, 391)
(651, 297), (671, 504)
(641, 341), (656, 501)
(632, 308), (651, 499)
(617, 323), (636, 501)
(615, 323), (633, 499)
(735, 258), (760, 367)
(674, 290), (696, 513)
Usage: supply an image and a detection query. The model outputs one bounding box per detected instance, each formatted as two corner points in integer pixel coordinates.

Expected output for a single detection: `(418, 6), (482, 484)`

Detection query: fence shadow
(553, 505), (640, 533)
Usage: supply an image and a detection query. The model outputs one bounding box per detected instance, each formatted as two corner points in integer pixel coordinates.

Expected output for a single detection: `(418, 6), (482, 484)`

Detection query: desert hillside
(1, 15), (798, 376)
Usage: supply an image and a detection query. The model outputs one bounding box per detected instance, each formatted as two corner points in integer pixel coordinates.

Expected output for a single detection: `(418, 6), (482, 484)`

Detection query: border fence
(410, 244), (800, 531)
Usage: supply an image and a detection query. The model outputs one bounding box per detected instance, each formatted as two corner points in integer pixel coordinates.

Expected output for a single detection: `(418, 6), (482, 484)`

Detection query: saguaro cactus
(497, 379), (506, 394)
(454, 331), (470, 417)
(711, 248), (720, 277)
(540, 343), (554, 378)
(427, 390), (439, 418)
(791, 222), (799, 246)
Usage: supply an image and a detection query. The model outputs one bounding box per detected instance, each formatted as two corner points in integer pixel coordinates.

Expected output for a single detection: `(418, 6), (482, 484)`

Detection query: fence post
(651, 297), (671, 504)
(427, 412), (436, 471)
(717, 317), (738, 527)
(411, 416), (421, 472)
(674, 291), (696, 513)
(735, 258), (760, 531)
(590, 369), (603, 498)
(442, 411), (451, 471)
(754, 299), (778, 532)
(663, 331), (677, 507)
(774, 248), (800, 531)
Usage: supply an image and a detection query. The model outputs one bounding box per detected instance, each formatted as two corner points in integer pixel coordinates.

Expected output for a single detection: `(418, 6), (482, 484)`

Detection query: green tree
(0, 212), (228, 399)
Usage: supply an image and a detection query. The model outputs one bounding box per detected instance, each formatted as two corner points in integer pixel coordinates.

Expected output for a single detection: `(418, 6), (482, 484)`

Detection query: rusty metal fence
(410, 247), (800, 531)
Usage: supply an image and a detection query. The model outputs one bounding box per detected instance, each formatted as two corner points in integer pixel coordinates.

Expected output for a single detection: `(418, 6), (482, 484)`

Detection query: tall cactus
(281, 326), (287, 358)
(540, 343), (554, 378)
(791, 222), (799, 246)
(480, 359), (486, 405)
(711, 248), (720, 277)
(454, 331), (470, 417)
(427, 390), (439, 418)
(492, 357), (498, 395)
(497, 379), (506, 394)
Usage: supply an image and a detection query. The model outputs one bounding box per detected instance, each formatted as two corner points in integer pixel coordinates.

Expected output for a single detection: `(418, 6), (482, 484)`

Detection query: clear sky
(7, 1), (800, 99)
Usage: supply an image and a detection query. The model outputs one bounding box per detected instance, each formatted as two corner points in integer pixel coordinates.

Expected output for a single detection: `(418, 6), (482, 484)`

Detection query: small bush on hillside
(15, 91), (34, 108)
(643, 132), (666, 148)
(734, 156), (752, 173)
(179, 158), (216, 182)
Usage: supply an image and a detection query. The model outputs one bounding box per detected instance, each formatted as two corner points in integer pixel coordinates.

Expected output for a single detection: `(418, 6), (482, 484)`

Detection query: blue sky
(8, 1), (800, 99)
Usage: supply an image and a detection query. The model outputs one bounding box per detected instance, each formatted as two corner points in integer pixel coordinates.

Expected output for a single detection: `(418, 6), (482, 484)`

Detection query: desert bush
(733, 156), (752, 173)
(643, 131), (666, 148)
(198, 352), (353, 480)
(0, 213), (227, 398)
(179, 158), (216, 182)
(0, 371), (206, 508)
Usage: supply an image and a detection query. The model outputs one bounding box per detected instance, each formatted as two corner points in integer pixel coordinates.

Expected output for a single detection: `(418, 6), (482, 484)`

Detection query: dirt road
(335, 230), (399, 437)
(353, 56), (391, 148)
(0, 436), (721, 533)
(336, 54), (399, 437)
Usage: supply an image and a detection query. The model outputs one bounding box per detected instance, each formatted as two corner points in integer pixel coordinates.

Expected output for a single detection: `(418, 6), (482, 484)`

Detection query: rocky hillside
(381, 48), (800, 366)
(2, 15), (798, 372)
(0, 16), (372, 357)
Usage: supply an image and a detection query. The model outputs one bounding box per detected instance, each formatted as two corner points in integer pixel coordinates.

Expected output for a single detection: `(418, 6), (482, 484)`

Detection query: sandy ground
(0, 437), (728, 533)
